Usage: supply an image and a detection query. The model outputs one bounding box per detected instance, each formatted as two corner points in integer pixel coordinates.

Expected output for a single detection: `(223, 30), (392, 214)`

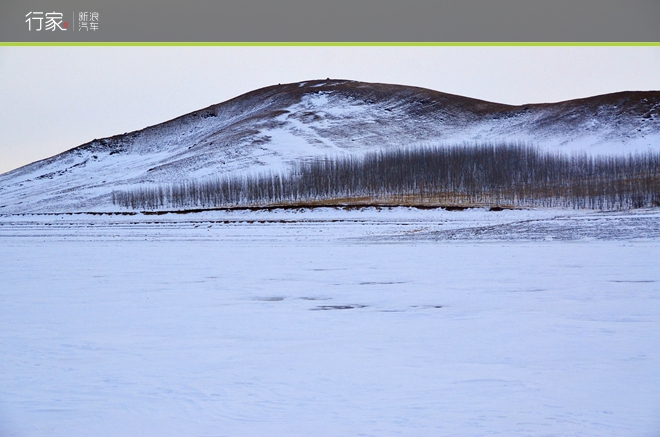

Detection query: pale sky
(1, 46), (659, 174)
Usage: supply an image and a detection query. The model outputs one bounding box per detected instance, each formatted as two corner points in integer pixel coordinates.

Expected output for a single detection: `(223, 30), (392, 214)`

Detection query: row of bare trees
(112, 143), (660, 211)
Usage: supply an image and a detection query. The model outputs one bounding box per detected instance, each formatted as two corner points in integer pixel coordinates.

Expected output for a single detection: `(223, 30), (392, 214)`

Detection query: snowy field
(1, 207), (659, 437)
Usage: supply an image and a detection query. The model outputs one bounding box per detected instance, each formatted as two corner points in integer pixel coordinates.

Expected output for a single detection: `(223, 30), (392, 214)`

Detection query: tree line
(112, 143), (660, 211)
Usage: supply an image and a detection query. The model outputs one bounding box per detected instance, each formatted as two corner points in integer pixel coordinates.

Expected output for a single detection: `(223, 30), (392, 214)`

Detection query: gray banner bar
(2, 0), (660, 42)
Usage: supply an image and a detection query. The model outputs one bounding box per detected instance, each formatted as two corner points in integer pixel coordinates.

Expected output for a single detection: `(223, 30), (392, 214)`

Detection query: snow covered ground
(1, 207), (659, 436)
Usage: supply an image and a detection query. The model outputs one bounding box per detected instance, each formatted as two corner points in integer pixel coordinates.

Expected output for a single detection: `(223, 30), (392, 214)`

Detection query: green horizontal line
(1, 42), (660, 47)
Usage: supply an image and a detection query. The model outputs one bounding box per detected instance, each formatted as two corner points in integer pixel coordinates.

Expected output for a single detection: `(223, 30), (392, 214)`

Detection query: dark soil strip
(139, 203), (513, 215)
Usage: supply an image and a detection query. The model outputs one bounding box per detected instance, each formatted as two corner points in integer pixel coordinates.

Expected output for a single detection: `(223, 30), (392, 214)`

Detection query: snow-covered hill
(1, 79), (659, 213)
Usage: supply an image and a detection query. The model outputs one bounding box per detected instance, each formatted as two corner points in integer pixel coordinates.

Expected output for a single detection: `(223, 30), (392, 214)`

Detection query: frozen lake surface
(1, 207), (659, 436)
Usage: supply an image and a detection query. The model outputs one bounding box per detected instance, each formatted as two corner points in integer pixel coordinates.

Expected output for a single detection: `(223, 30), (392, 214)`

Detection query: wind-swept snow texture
(1, 79), (659, 213)
(1, 208), (659, 437)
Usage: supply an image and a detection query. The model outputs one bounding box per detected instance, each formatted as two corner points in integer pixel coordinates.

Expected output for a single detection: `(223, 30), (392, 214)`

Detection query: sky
(1, 45), (659, 174)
